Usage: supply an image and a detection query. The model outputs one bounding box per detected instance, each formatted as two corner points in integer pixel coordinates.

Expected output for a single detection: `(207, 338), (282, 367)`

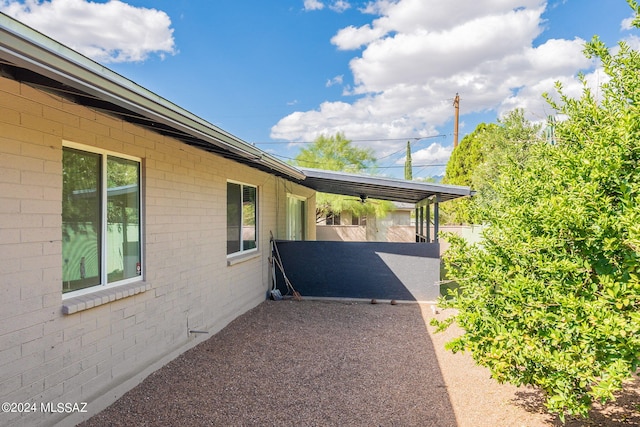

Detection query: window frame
(62, 141), (143, 299)
(286, 194), (306, 241)
(351, 215), (367, 226)
(226, 180), (259, 257)
(325, 211), (341, 226)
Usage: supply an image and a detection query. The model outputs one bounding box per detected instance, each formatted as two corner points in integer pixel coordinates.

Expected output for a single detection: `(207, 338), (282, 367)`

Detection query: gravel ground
(80, 300), (639, 427)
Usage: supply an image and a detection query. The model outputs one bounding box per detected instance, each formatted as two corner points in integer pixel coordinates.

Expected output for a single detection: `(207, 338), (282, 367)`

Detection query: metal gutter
(0, 12), (305, 180)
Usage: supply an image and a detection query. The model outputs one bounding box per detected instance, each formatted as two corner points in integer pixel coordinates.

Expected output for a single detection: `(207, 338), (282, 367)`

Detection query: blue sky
(2, 0), (639, 179)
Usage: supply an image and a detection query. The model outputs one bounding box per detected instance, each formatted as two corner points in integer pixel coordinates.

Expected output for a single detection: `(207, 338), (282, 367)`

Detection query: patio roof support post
(426, 199), (431, 243)
(420, 206), (425, 242)
(415, 206), (419, 242)
(434, 195), (440, 243)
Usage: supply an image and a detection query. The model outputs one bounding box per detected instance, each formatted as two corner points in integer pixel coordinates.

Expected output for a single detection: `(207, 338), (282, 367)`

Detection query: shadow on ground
(79, 300), (640, 427)
(512, 382), (640, 426)
(80, 300), (458, 427)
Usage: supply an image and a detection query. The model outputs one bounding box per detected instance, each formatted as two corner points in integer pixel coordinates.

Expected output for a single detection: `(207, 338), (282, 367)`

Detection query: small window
(62, 144), (142, 295)
(351, 214), (368, 226)
(326, 212), (341, 226)
(227, 182), (257, 255)
(351, 215), (367, 226)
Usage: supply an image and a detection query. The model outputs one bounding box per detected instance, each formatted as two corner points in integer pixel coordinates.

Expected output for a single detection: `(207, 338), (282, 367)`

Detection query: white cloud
(347, 7), (547, 92)
(303, 0), (324, 11)
(390, 141), (451, 178)
(0, 0), (176, 63)
(622, 34), (640, 52)
(305, 0), (351, 13)
(621, 11), (638, 31)
(359, 0), (396, 15)
(331, 24), (387, 50)
(272, 0), (602, 168)
(329, 0), (350, 13)
(326, 75), (344, 87)
(409, 142), (451, 165)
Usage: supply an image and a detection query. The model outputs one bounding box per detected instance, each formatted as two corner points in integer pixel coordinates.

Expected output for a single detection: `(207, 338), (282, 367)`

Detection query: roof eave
(0, 13), (305, 181)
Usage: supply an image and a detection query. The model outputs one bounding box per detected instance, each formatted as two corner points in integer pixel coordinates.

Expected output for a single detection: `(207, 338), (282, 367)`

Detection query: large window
(227, 182), (257, 255)
(62, 144), (142, 295)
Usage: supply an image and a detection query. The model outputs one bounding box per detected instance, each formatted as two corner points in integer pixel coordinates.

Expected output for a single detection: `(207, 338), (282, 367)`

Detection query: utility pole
(453, 93), (460, 149)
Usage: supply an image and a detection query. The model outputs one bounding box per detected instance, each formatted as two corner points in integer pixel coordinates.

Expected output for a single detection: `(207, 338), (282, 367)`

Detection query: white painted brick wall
(0, 75), (315, 427)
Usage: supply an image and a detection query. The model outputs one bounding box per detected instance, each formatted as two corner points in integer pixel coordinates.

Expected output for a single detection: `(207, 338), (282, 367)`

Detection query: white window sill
(62, 281), (151, 315)
(227, 251), (261, 266)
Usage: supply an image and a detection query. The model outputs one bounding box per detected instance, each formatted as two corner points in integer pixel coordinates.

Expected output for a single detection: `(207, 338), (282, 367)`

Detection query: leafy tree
(63, 149), (140, 232)
(442, 111), (540, 224)
(434, 5), (640, 421)
(62, 147), (101, 232)
(470, 110), (541, 220)
(291, 132), (393, 222)
(294, 132), (375, 172)
(443, 123), (494, 187)
(442, 123), (497, 224)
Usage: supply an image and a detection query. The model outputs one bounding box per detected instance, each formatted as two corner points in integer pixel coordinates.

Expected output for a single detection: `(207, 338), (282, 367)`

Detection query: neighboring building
(0, 15), (315, 427)
(316, 202), (415, 242)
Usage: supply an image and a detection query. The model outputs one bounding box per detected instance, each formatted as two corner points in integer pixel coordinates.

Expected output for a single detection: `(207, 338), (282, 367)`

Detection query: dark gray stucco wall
(273, 241), (441, 301)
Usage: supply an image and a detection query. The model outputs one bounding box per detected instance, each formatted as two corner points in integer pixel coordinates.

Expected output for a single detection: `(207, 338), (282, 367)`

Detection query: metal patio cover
(297, 168), (473, 204)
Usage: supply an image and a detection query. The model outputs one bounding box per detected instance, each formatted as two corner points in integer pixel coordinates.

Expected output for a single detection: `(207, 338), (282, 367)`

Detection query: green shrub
(433, 6), (640, 420)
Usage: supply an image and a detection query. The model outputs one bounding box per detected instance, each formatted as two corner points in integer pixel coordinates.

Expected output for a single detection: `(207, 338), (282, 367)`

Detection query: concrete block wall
(0, 76), (315, 426)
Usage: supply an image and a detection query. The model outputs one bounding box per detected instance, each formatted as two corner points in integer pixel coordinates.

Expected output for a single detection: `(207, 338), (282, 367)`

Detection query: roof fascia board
(300, 168), (473, 198)
(0, 13), (304, 180)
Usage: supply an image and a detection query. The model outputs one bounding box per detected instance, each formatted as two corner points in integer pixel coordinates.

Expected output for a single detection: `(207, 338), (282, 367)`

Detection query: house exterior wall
(437, 224), (485, 254)
(316, 225), (367, 241)
(316, 209), (413, 242)
(0, 76), (315, 427)
(386, 225), (416, 242)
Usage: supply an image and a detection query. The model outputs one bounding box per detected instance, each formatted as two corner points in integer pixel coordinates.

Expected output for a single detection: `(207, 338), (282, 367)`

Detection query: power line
(369, 164), (447, 169)
(266, 134), (450, 174)
(271, 153), (446, 169)
(377, 144), (411, 161)
(377, 136), (440, 169)
(251, 134), (447, 145)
